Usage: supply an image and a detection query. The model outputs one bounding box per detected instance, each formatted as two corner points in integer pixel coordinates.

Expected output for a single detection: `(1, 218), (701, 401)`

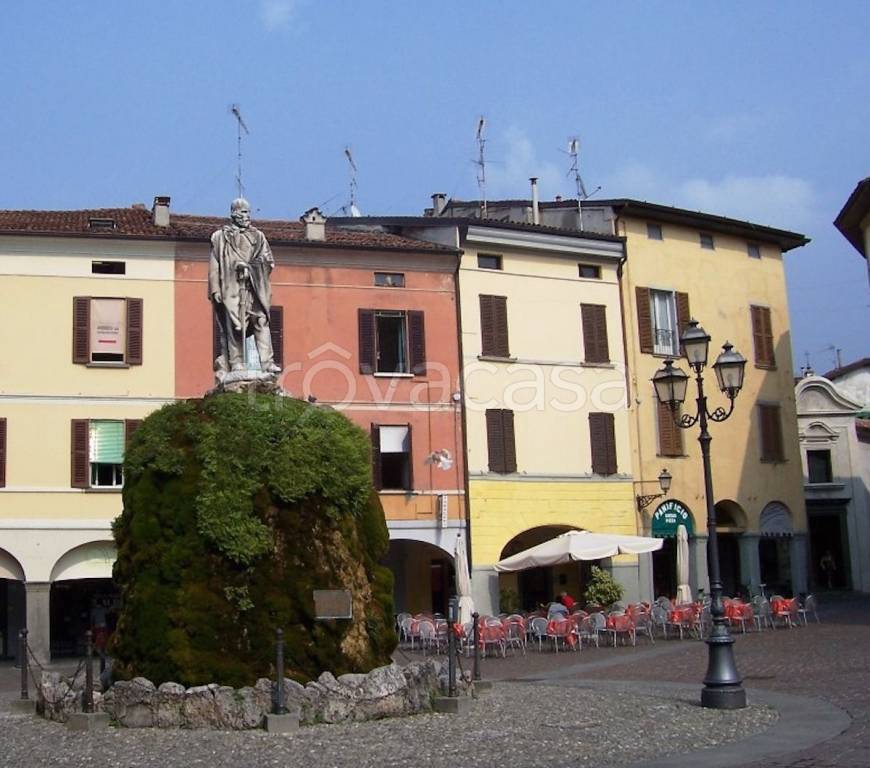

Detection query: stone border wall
(38, 660), (464, 729)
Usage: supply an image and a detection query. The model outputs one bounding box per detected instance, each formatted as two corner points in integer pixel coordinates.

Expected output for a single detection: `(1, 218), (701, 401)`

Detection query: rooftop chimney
(431, 193), (447, 217)
(530, 178), (540, 225)
(152, 196), (171, 227)
(301, 207), (327, 241)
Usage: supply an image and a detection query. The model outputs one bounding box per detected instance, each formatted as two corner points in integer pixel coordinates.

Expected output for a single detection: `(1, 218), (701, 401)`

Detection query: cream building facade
(0, 208), (177, 662)
(442, 196), (810, 599)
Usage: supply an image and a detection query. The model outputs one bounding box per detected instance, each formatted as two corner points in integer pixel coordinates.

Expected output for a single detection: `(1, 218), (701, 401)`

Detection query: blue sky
(4, 1), (868, 372)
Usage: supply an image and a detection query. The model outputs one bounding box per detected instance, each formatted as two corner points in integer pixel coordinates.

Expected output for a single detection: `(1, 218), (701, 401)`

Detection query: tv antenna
(342, 146), (361, 217)
(229, 104), (250, 198)
(566, 137), (600, 230)
(475, 117), (487, 217)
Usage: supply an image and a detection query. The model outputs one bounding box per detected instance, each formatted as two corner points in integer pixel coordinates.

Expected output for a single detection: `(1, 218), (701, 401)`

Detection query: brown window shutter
(0, 417), (6, 488)
(501, 409), (517, 473)
(751, 306), (775, 368)
(635, 287), (653, 354)
(370, 424), (382, 490)
(581, 304), (609, 363)
(494, 296), (510, 358)
(408, 310), (426, 375)
(269, 306), (284, 369)
(657, 401), (683, 457)
(760, 404), (784, 461)
(125, 419), (143, 451)
(71, 419), (89, 488)
(126, 298), (144, 365)
(479, 295), (496, 356)
(486, 409), (505, 473)
(675, 292), (691, 356)
(358, 309), (376, 374)
(73, 297), (91, 364)
(590, 412), (617, 475)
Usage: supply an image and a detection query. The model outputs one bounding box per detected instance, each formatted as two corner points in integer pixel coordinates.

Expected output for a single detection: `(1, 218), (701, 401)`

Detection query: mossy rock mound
(111, 393), (396, 688)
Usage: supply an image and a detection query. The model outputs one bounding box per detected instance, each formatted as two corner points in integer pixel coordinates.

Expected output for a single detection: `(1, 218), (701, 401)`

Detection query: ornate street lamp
(636, 468), (673, 512)
(651, 319), (747, 710)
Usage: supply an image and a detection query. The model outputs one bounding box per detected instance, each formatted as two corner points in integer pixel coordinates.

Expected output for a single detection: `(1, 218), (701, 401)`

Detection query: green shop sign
(651, 500), (694, 537)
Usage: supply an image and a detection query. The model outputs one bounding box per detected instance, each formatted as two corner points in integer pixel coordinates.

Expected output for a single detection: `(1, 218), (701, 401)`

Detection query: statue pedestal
(209, 370), (286, 396)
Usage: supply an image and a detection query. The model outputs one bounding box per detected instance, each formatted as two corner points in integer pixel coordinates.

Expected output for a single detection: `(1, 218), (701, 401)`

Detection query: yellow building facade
(0, 222), (176, 662)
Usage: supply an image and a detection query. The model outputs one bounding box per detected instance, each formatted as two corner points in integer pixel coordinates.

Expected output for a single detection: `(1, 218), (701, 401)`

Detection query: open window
(371, 424), (412, 490)
(73, 297), (143, 365)
(71, 419), (141, 489)
(358, 309), (426, 375)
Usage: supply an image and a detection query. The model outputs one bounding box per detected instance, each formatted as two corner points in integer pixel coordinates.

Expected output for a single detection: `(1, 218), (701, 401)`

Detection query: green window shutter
(90, 420), (124, 464)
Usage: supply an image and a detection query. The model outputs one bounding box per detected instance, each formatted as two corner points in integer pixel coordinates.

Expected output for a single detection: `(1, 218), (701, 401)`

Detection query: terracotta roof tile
(0, 208), (454, 252)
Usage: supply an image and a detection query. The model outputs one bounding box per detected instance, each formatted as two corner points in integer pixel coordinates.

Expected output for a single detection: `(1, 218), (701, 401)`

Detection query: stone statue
(209, 198), (280, 381)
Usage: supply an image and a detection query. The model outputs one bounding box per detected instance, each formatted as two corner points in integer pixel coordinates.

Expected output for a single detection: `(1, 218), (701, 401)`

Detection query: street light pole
(651, 320), (748, 710)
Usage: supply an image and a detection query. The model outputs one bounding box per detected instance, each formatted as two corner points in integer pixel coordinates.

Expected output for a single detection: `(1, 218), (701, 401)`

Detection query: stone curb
(522, 678), (851, 768)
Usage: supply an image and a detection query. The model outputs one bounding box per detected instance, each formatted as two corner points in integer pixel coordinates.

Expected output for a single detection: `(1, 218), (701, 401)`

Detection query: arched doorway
(759, 502), (793, 596)
(49, 542), (118, 657)
(714, 501), (746, 597)
(381, 539), (455, 616)
(0, 548), (26, 660)
(650, 500), (694, 599)
(498, 526), (586, 612)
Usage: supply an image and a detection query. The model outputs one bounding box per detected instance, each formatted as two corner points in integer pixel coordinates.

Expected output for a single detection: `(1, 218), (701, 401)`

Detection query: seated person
(560, 591), (576, 611)
(547, 599), (569, 618)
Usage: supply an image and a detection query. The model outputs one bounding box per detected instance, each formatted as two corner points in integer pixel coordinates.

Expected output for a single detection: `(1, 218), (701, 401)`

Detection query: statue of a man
(209, 198), (280, 377)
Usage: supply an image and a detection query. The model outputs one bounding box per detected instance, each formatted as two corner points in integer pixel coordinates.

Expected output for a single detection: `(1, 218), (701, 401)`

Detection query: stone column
(637, 552), (655, 603)
(690, 535), (710, 597)
(609, 559), (640, 605)
(25, 582), (51, 665)
(790, 534), (809, 597)
(738, 533), (762, 597)
(471, 567), (498, 616)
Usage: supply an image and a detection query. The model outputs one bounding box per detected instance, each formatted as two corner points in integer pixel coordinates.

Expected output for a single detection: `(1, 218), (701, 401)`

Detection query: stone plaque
(313, 590), (353, 620)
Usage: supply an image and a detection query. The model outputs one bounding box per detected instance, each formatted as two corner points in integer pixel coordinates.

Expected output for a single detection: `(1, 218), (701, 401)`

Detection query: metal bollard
(84, 630), (94, 714)
(274, 628), (287, 715)
(472, 611), (481, 681)
(447, 597), (458, 698)
(19, 629), (29, 701)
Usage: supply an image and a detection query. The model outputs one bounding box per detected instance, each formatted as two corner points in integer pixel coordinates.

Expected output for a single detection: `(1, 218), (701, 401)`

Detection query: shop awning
(494, 530), (663, 572)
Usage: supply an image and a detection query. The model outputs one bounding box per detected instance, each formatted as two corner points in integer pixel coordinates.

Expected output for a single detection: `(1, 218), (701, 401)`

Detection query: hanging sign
(651, 500), (694, 537)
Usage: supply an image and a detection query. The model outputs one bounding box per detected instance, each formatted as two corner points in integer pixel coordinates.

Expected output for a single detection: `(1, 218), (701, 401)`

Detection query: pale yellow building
(0, 203), (177, 662)
(443, 196), (810, 598)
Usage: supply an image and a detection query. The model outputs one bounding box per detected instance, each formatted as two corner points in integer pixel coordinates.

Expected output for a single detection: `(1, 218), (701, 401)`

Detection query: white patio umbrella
(675, 524), (693, 603)
(494, 530), (663, 573)
(454, 534), (475, 624)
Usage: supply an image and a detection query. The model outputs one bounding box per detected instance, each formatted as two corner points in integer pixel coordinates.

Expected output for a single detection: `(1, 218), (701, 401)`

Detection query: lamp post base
(701, 630), (746, 710)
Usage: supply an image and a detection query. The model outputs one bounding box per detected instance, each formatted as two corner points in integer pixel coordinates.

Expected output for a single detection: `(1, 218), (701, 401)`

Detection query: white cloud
(259, 0), (300, 31)
(603, 164), (816, 232)
(485, 127), (567, 201)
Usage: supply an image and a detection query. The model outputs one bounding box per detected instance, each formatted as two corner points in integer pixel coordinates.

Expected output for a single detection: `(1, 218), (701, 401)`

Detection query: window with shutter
(408, 311), (426, 374)
(657, 401), (683, 457)
(269, 306), (284, 369)
(371, 424), (412, 489)
(0, 417), (6, 488)
(71, 419), (89, 488)
(485, 409), (516, 474)
(126, 298), (143, 365)
(759, 404), (784, 462)
(675, 292), (691, 355)
(125, 419), (143, 450)
(581, 304), (609, 364)
(750, 305), (775, 369)
(480, 295), (509, 358)
(358, 309), (376, 374)
(589, 412), (617, 475)
(73, 297), (90, 363)
(635, 287), (653, 354)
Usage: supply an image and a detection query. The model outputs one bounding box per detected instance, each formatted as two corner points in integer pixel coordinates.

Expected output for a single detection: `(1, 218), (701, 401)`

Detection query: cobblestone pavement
(0, 593), (863, 767)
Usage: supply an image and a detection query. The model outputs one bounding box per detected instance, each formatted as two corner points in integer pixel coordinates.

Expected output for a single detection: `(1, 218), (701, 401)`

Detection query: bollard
(274, 628), (287, 715)
(19, 629), (29, 701)
(447, 597), (458, 698)
(472, 611), (481, 681)
(83, 630), (94, 714)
